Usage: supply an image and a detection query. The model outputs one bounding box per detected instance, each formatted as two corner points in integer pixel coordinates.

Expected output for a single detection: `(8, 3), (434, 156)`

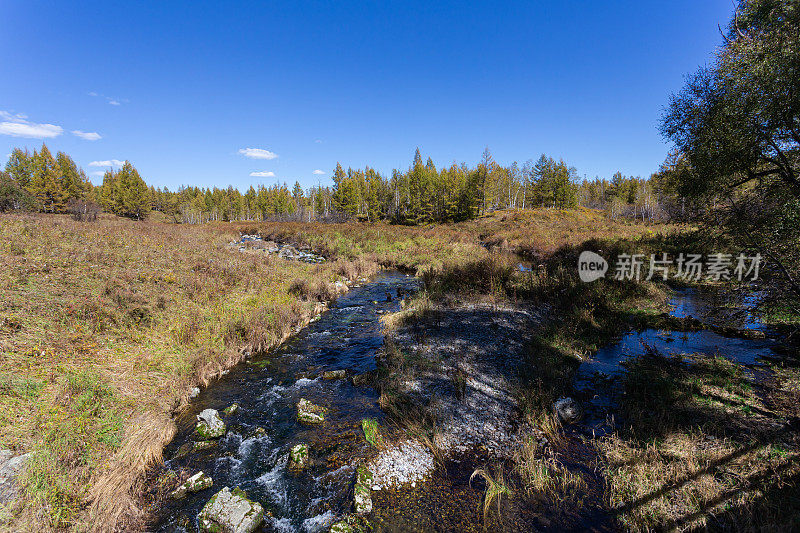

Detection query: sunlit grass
(0, 213), (375, 531)
(361, 418), (384, 447)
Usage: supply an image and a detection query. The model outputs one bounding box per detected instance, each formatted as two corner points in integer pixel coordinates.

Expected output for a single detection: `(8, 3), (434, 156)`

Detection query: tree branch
(726, 195), (800, 303)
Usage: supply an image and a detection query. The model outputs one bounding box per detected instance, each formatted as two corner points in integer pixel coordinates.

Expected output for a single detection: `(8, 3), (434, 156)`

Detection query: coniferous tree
(4, 148), (32, 189)
(29, 145), (66, 212)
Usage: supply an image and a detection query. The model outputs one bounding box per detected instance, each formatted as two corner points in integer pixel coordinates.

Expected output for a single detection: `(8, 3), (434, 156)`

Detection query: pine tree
(332, 163), (359, 216)
(101, 162), (151, 219)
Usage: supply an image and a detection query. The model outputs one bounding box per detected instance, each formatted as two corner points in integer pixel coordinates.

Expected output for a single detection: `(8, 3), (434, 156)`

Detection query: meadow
(0, 208), (672, 531)
(3, 208), (797, 532)
(0, 213), (377, 530)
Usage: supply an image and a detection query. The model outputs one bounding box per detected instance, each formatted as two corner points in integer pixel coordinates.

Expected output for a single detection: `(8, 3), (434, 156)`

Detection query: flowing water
(154, 279), (781, 532)
(155, 271), (418, 532)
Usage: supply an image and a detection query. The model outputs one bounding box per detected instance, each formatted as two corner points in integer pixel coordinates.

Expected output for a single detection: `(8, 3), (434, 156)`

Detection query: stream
(574, 287), (781, 435)
(155, 276), (783, 532)
(155, 271), (418, 532)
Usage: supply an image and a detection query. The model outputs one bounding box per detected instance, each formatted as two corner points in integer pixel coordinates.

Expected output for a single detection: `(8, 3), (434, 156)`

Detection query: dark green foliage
(661, 0), (800, 300)
(3, 143), (664, 225)
(0, 170), (35, 211)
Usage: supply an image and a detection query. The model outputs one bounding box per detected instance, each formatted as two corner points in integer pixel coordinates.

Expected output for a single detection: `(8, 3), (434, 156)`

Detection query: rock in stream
(198, 487), (264, 533)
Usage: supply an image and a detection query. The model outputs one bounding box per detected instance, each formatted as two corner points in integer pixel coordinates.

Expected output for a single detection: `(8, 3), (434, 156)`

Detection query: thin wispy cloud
(89, 159), (125, 167)
(89, 170), (106, 177)
(312, 169), (325, 175)
(238, 148), (278, 160)
(250, 171), (275, 177)
(314, 139), (323, 143)
(0, 111), (63, 139)
(88, 92), (127, 105)
(72, 130), (102, 141)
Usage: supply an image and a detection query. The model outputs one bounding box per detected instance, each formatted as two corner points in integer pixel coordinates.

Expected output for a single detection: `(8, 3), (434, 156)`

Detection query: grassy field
(364, 216), (799, 530)
(0, 213), (383, 531)
(249, 207), (679, 272)
(0, 208), (687, 531)
(600, 350), (800, 531)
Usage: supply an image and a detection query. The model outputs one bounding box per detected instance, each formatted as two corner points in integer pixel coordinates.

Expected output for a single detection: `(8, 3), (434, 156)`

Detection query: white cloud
(90, 170), (106, 177)
(250, 171), (275, 177)
(312, 169), (325, 175)
(238, 148), (278, 160)
(72, 130), (102, 141)
(89, 159), (125, 167)
(0, 111), (63, 139)
(0, 122), (62, 138)
(88, 92), (126, 105)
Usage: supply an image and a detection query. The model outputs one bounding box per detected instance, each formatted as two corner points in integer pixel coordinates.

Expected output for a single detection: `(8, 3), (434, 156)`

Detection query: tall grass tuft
(470, 465), (513, 526)
(361, 418), (384, 447)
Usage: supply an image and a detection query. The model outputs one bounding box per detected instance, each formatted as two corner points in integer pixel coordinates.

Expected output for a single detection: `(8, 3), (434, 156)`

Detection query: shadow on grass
(604, 348), (800, 531)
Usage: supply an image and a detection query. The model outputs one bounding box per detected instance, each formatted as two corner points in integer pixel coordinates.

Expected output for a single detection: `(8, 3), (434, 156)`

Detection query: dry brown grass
(470, 465), (513, 526)
(241, 207), (680, 273)
(599, 352), (800, 531)
(600, 432), (799, 532)
(86, 412), (176, 532)
(0, 213), (371, 532)
(0, 208), (683, 531)
(513, 434), (586, 504)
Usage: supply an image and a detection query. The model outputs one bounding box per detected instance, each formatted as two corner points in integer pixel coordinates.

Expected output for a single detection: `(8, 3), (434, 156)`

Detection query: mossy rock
(322, 369), (347, 380)
(330, 515), (370, 533)
(223, 403), (240, 416)
(194, 440), (217, 452)
(198, 486), (264, 533)
(288, 443), (309, 470)
(356, 466), (373, 486)
(353, 466), (373, 515)
(171, 471), (213, 500)
(296, 398), (327, 425)
(195, 409), (226, 440)
(173, 440), (217, 459)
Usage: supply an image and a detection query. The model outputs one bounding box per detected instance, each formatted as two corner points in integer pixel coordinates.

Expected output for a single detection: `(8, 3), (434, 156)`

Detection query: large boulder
(195, 409), (226, 439)
(0, 450), (33, 505)
(198, 487), (264, 533)
(296, 398), (327, 425)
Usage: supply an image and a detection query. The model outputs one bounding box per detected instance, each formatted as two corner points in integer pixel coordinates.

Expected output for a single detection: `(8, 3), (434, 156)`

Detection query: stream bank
(147, 266), (799, 531)
(149, 271), (419, 532)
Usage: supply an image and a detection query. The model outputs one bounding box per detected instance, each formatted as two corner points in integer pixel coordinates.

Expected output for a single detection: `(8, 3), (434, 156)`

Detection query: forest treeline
(1, 144), (683, 224)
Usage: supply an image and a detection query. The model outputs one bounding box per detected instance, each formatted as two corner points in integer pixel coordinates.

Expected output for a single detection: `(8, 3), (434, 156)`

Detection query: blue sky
(1, 1), (732, 190)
